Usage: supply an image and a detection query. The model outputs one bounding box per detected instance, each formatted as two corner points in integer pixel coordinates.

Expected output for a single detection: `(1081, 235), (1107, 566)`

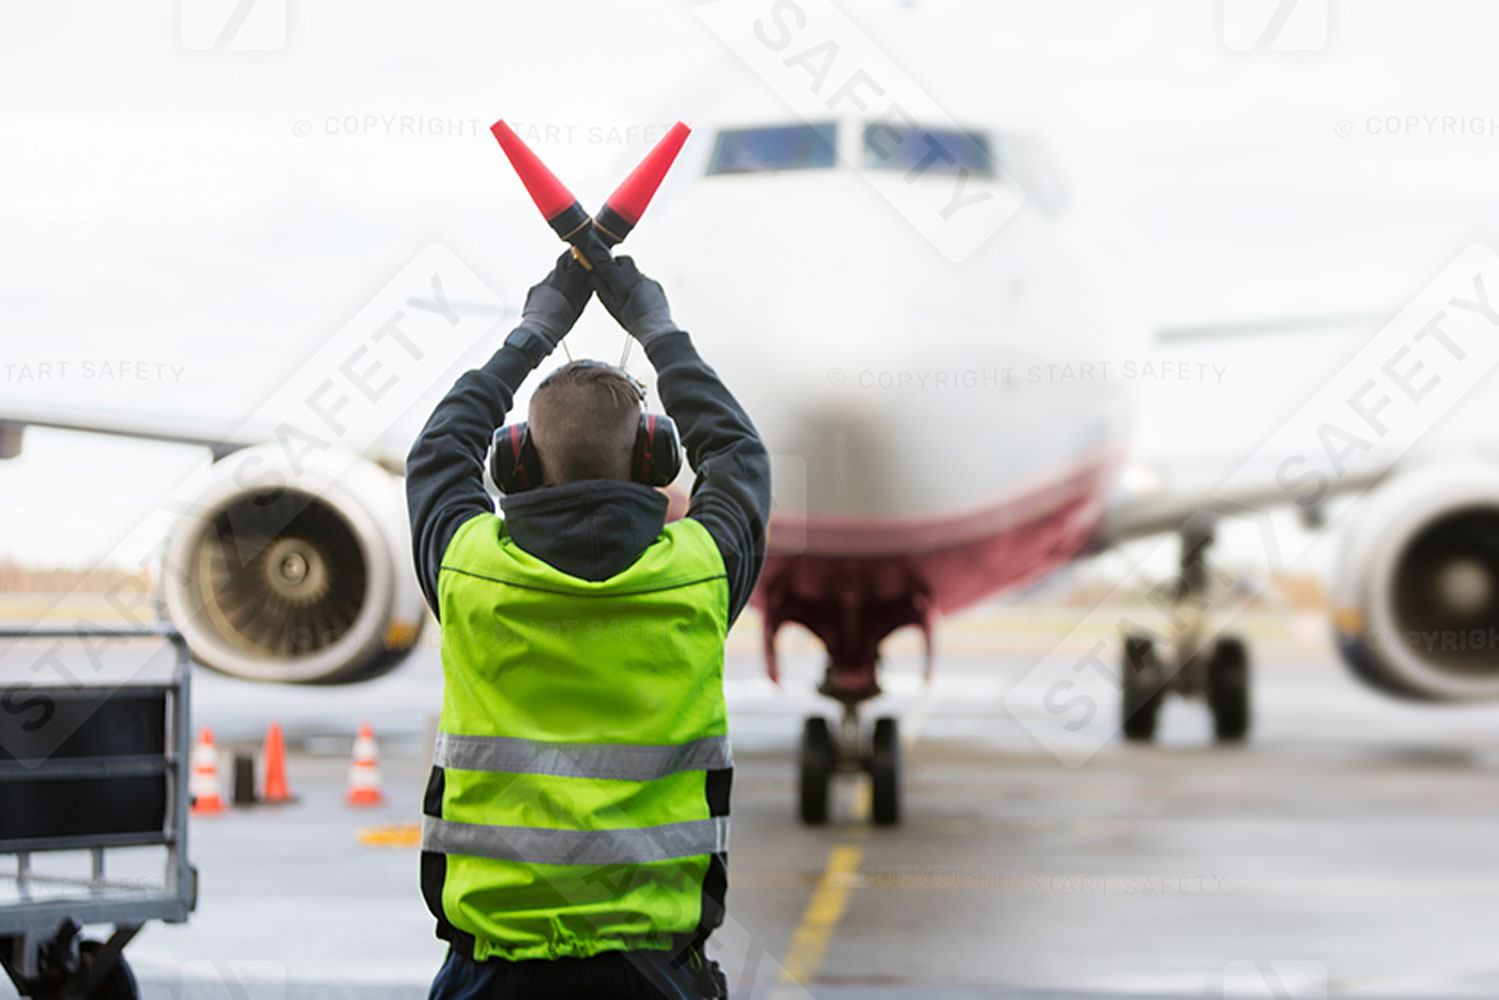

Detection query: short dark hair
(527, 361), (643, 484)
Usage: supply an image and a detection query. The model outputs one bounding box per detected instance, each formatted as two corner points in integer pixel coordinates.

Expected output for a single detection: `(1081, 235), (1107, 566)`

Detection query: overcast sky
(3, 0), (1498, 573)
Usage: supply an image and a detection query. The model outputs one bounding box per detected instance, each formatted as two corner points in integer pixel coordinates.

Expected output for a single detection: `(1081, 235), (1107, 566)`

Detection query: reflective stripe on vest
(422, 814), (731, 866)
(433, 732), (734, 782)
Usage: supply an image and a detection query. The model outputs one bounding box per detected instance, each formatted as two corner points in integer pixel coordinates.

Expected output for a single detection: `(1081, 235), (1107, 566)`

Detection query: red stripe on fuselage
(756, 448), (1116, 617)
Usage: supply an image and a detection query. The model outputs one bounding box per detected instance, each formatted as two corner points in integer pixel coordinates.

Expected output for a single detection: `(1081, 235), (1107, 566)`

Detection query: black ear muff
(490, 423), (543, 493)
(632, 412), (682, 488)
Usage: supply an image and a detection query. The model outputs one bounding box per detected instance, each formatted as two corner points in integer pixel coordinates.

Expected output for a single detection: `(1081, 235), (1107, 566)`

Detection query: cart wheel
(79, 940), (139, 1000)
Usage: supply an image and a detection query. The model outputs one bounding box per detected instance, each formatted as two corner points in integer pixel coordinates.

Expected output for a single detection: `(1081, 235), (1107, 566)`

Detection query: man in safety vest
(406, 249), (770, 999)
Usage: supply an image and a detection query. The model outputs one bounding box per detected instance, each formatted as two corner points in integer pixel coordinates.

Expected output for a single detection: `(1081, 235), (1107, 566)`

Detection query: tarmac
(5, 606), (1499, 998)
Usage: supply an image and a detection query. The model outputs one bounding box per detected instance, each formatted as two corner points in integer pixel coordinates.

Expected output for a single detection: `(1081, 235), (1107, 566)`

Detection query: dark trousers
(428, 946), (720, 1000)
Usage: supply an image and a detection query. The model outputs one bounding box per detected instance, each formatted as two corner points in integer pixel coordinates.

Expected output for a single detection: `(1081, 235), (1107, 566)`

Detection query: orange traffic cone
(261, 721), (296, 804)
(190, 727), (226, 815)
(347, 722), (384, 807)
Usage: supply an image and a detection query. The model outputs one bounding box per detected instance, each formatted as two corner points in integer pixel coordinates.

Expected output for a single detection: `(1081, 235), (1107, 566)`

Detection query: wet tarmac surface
(5, 608), (1499, 998)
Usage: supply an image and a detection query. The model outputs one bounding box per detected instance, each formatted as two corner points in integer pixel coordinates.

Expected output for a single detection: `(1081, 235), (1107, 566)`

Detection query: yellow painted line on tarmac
(773, 844), (864, 996)
(357, 822), (422, 848)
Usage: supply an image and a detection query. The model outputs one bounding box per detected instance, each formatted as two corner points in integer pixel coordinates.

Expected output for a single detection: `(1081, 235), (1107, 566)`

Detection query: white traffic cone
(190, 727), (226, 815)
(347, 721), (384, 807)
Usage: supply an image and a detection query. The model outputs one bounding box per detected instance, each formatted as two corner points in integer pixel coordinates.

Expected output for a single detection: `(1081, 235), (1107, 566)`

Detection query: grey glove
(516, 250), (593, 350)
(586, 255), (680, 346)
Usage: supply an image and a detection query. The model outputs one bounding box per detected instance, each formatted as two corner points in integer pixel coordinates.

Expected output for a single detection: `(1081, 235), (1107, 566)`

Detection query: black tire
(79, 940), (139, 1000)
(799, 717), (833, 825)
(1121, 634), (1164, 742)
(869, 717), (901, 827)
(1208, 635), (1251, 742)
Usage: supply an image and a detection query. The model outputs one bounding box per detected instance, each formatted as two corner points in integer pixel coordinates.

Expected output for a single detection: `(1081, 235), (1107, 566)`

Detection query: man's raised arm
(405, 252), (591, 618)
(590, 255), (772, 625)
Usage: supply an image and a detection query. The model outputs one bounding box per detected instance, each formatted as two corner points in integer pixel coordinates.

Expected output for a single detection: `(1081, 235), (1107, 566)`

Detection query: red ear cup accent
(631, 412), (682, 488)
(490, 423), (542, 493)
(641, 413), (656, 484)
(509, 425), (528, 490)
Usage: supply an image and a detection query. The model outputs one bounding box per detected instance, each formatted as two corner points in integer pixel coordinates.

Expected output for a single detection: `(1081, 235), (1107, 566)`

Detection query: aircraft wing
(1154, 313), (1380, 344)
(1097, 309), (1403, 548)
(0, 401), (409, 475)
(1096, 454), (1394, 549)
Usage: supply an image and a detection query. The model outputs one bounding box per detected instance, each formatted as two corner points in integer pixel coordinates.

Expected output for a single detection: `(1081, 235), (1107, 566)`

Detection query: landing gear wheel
(1207, 635), (1250, 742)
(79, 940), (139, 1000)
(798, 716), (833, 825)
(869, 716), (901, 827)
(1121, 634), (1164, 742)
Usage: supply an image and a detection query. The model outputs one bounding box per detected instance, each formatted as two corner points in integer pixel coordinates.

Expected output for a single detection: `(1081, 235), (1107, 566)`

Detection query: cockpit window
(706, 123), (838, 175)
(862, 125), (995, 177)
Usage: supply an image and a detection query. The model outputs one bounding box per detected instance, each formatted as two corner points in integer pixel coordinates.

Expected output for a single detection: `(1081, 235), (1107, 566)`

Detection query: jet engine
(158, 444), (425, 683)
(1330, 462), (1499, 701)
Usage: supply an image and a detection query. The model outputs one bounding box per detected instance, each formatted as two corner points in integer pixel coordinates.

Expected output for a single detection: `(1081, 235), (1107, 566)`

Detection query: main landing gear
(1120, 516), (1252, 744)
(798, 708), (901, 826)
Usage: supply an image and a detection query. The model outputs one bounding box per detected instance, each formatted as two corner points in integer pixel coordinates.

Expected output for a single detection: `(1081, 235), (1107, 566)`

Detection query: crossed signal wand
(490, 119), (692, 367)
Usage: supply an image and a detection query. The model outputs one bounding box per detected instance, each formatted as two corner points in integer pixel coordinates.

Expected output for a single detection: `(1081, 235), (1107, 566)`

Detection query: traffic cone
(190, 727), (226, 815)
(346, 722), (384, 807)
(261, 721), (296, 805)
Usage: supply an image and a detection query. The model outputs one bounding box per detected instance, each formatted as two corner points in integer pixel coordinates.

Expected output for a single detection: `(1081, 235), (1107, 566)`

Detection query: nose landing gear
(765, 577), (929, 826)
(797, 705), (902, 827)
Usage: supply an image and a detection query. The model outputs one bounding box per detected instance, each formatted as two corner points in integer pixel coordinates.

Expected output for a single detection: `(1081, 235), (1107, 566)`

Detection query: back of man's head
(528, 361), (643, 485)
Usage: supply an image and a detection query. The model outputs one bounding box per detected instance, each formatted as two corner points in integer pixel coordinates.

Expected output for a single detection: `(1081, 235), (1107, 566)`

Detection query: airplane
(5, 92), (1498, 830)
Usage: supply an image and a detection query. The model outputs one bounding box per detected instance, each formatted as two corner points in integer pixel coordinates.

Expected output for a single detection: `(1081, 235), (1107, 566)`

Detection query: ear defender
(633, 411), (682, 488)
(489, 413), (682, 494)
(490, 423), (543, 494)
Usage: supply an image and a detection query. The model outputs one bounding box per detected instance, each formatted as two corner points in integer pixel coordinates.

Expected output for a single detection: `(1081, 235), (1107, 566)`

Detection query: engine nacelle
(159, 444), (426, 684)
(1330, 462), (1499, 701)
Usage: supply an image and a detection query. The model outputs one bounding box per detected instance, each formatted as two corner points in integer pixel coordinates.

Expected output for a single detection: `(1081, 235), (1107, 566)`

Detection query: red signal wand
(490, 120), (691, 272)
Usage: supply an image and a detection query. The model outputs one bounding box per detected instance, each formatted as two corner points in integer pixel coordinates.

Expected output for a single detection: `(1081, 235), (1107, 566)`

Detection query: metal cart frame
(0, 623), (196, 999)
